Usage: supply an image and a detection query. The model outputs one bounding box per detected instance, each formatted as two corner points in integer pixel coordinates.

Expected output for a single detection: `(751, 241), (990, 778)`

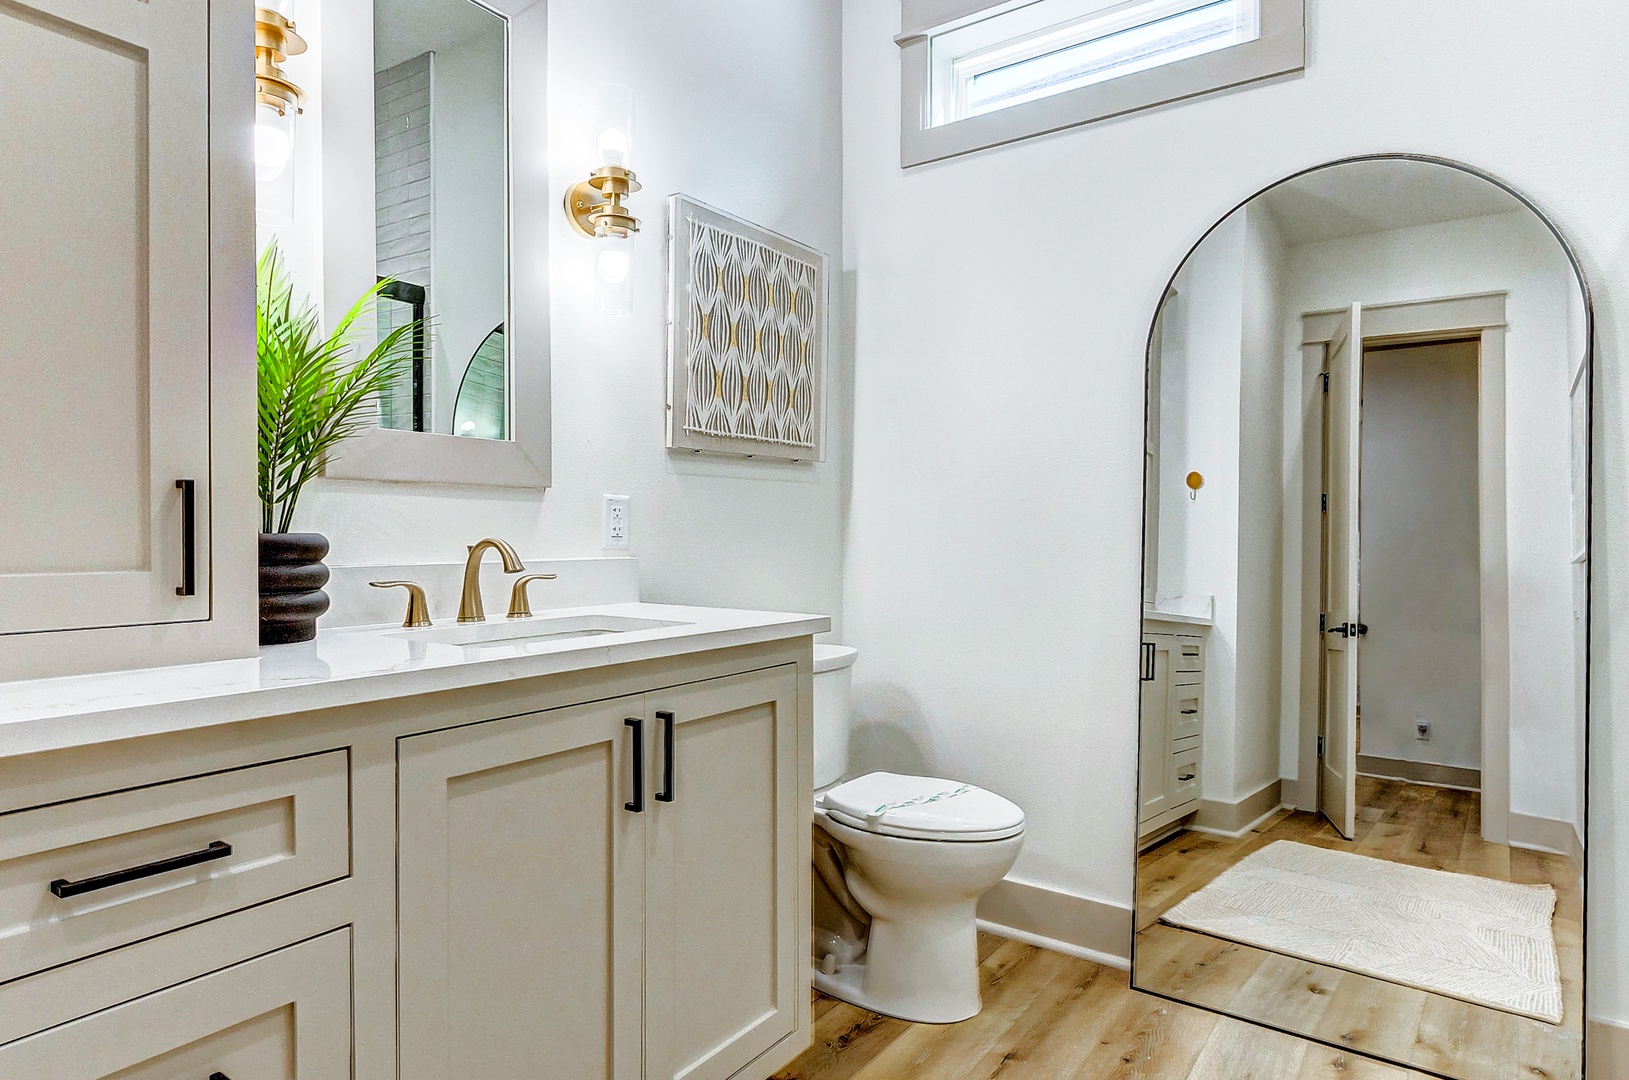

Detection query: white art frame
(666, 195), (827, 462)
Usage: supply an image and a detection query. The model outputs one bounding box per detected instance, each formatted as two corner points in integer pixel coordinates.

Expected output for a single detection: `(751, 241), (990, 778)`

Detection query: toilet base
(812, 961), (978, 1025)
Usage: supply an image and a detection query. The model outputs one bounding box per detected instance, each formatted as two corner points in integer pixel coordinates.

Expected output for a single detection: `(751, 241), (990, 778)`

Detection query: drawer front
(0, 751), (349, 984)
(1169, 744), (1201, 808)
(1170, 686), (1203, 741)
(1173, 638), (1204, 673)
(0, 929), (350, 1077)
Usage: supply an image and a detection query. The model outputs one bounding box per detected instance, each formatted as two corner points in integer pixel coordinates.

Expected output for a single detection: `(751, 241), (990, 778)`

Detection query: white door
(1321, 303), (1363, 839)
(0, 930), (351, 1078)
(1137, 635), (1174, 824)
(398, 698), (647, 1080)
(0, 0), (212, 634)
(645, 667), (801, 1080)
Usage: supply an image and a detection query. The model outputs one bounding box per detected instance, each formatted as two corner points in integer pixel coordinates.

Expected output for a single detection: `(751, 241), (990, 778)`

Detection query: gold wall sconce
(565, 86), (638, 316)
(564, 85), (640, 240)
(1186, 471), (1205, 501)
(254, 3), (305, 223)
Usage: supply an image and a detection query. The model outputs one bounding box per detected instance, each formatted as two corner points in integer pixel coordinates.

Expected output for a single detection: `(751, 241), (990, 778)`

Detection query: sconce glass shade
(255, 102), (295, 227)
(596, 234), (634, 317)
(594, 84), (634, 168)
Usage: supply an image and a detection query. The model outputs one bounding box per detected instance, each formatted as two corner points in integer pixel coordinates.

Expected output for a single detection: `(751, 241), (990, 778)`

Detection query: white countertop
(0, 603), (829, 758)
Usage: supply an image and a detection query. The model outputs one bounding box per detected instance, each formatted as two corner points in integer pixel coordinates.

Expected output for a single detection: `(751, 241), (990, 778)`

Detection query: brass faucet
(459, 538), (525, 623)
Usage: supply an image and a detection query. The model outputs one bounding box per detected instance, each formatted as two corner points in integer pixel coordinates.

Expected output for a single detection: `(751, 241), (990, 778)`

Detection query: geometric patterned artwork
(666, 195), (826, 461)
(1161, 841), (1563, 1023)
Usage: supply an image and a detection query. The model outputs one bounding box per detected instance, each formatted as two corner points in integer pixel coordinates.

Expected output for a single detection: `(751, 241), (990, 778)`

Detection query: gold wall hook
(565, 166), (642, 238)
(507, 574), (559, 619)
(1186, 471), (1204, 501)
(370, 581), (431, 628)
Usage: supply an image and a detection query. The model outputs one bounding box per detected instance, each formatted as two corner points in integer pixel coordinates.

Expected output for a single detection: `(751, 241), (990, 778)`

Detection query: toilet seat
(818, 771), (1024, 842)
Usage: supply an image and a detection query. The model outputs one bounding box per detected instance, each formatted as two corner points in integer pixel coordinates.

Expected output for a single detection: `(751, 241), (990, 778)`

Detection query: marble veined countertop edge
(0, 603), (831, 758)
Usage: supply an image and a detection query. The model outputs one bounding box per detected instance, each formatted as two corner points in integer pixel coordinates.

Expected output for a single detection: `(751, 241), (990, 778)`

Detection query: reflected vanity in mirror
(1133, 157), (1590, 1080)
(316, 0), (549, 487)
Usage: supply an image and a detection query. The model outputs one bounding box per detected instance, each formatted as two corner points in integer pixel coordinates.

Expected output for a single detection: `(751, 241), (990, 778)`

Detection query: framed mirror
(317, 0), (550, 488)
(1132, 156), (1590, 1080)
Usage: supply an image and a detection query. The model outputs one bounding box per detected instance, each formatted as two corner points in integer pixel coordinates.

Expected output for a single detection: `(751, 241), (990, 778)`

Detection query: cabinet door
(0, 929), (350, 1078)
(1138, 636), (1174, 824)
(646, 666), (801, 1080)
(0, 0), (211, 635)
(398, 698), (646, 1080)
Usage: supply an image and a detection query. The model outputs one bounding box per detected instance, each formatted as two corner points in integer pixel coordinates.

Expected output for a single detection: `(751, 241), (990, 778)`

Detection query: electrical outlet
(1416, 720), (1431, 741)
(602, 494), (631, 550)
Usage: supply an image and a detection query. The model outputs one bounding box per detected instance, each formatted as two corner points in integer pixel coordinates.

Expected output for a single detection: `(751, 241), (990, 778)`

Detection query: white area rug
(1160, 840), (1562, 1023)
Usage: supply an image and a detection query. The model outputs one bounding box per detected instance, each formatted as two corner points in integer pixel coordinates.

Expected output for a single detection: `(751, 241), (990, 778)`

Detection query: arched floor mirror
(1131, 155), (1591, 1080)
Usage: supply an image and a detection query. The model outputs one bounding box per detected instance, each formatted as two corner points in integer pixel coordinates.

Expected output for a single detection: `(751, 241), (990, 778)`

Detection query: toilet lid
(818, 771), (1025, 842)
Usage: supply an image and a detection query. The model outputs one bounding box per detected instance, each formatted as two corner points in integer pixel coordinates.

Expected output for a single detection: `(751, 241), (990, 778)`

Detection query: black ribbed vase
(259, 533), (332, 645)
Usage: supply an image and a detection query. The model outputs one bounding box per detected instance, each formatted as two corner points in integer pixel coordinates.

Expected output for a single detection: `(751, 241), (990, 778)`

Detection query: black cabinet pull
(1140, 642), (1155, 681)
(50, 840), (231, 899)
(1177, 772), (1196, 782)
(655, 711), (676, 803)
(624, 717), (644, 813)
(1180, 709), (1198, 715)
(210, 1073), (233, 1080)
(175, 478), (197, 597)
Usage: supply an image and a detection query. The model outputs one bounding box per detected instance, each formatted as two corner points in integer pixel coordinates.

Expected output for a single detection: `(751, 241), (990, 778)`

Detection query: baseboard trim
(1589, 1016), (1629, 1079)
(1357, 754), (1481, 791)
(976, 878), (1132, 970)
(1508, 811), (1585, 867)
(1192, 779), (1283, 836)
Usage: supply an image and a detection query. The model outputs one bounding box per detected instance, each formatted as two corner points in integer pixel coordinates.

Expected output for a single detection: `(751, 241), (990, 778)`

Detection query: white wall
(1360, 341), (1483, 769)
(1277, 210), (1578, 828)
(283, 0), (846, 630)
(841, 0), (1626, 1028)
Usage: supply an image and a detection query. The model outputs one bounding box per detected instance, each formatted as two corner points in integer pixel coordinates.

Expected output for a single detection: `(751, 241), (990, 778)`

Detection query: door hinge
(1317, 735), (1325, 757)
(1322, 372), (1330, 393)
(1321, 493), (1328, 513)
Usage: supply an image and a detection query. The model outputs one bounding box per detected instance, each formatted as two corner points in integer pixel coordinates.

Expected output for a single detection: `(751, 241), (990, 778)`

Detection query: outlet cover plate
(603, 495), (631, 550)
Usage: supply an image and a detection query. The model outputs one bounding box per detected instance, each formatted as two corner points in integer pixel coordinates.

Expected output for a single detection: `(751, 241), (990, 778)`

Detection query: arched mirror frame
(1130, 152), (1594, 1077)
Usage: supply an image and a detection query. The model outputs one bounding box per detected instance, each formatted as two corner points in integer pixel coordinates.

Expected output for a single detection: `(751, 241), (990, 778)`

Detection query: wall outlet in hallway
(1416, 720), (1431, 741)
(603, 494), (631, 550)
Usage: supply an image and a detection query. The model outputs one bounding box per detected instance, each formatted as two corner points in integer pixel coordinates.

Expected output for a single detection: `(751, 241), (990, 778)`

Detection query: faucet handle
(507, 574), (559, 619)
(370, 581), (432, 628)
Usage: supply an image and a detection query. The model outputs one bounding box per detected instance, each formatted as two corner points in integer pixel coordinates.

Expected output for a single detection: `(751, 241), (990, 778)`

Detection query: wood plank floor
(1134, 777), (1582, 1080)
(774, 933), (1439, 1079)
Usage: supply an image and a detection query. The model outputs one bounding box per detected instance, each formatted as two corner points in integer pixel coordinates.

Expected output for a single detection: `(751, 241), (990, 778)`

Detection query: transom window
(931, 0), (1262, 126)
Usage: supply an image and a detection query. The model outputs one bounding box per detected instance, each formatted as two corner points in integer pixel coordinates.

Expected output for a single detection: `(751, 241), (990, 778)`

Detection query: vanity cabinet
(0, 0), (256, 679)
(1138, 622), (1206, 843)
(397, 663), (804, 1080)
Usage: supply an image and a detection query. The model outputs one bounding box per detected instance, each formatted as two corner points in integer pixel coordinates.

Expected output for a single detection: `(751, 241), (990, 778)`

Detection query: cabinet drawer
(1170, 686), (1202, 741)
(0, 929), (350, 1077)
(1173, 639), (1204, 673)
(0, 751), (348, 984)
(1169, 744), (1201, 808)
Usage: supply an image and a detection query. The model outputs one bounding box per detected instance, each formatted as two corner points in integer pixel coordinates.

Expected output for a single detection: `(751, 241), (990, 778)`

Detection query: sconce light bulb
(254, 104), (293, 181)
(459, 420), (476, 435)
(597, 248), (631, 285)
(596, 127), (630, 167)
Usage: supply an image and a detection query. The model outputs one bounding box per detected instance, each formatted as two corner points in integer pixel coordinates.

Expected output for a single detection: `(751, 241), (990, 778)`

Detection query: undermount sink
(393, 613), (689, 648)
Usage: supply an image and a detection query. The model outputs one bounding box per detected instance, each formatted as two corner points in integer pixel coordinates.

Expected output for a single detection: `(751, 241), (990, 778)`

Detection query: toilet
(811, 644), (1025, 1024)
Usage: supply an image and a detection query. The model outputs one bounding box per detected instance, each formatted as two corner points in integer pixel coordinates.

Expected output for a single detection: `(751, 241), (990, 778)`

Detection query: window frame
(897, 0), (1304, 167)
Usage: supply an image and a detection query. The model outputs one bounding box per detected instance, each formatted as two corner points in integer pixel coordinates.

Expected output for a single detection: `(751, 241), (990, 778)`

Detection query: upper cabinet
(0, 0), (257, 679)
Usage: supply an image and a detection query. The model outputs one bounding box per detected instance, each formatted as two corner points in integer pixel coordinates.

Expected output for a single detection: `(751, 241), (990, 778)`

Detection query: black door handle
(624, 717), (644, 813)
(211, 1073), (233, 1080)
(655, 711), (675, 803)
(1328, 623), (1351, 637)
(176, 479), (197, 597)
(50, 841), (232, 899)
(1354, 622), (1369, 637)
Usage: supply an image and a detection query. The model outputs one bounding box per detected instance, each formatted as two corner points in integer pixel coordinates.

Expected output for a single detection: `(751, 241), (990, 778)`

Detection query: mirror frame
(320, 0), (550, 489)
(1130, 153), (1594, 1077)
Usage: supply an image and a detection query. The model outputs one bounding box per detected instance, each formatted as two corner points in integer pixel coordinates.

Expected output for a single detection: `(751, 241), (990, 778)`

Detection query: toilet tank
(813, 645), (858, 790)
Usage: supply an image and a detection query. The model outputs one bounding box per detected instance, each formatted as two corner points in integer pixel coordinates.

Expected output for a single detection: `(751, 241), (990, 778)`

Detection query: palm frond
(257, 241), (422, 532)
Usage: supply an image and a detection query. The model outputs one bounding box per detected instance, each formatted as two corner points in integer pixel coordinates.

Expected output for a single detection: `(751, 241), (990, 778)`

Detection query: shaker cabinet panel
(0, 929), (351, 1079)
(0, 0), (212, 634)
(645, 666), (801, 1080)
(397, 697), (647, 1080)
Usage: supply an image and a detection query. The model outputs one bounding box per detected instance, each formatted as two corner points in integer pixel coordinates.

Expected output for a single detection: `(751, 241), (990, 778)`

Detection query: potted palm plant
(257, 243), (420, 645)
